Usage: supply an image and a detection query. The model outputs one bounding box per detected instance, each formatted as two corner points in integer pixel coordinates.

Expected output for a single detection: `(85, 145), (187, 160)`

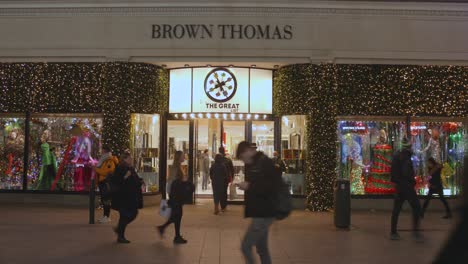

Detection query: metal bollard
(89, 174), (96, 224)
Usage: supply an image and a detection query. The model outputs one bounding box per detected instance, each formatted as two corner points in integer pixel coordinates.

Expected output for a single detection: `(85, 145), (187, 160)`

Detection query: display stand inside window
(281, 115), (307, 195)
(131, 114), (160, 193)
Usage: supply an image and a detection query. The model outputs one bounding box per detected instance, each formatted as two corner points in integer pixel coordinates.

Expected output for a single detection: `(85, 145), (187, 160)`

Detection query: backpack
(274, 167), (292, 220)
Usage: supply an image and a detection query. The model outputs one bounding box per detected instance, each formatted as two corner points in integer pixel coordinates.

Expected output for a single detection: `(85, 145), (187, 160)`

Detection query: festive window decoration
(274, 64), (467, 211)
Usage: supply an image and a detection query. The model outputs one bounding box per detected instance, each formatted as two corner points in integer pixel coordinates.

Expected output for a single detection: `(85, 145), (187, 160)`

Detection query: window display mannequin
(72, 130), (96, 191)
(342, 134), (365, 195)
(366, 129), (395, 194)
(5, 129), (24, 174)
(36, 130), (57, 190)
(419, 128), (442, 163)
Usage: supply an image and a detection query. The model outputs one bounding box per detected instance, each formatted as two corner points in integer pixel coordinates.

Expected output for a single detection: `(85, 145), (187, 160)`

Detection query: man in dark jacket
(219, 146), (234, 211)
(236, 141), (280, 264)
(390, 138), (423, 242)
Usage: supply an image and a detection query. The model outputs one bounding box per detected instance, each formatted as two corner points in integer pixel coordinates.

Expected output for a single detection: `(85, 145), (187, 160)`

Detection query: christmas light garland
(0, 63), (168, 155)
(274, 64), (467, 211)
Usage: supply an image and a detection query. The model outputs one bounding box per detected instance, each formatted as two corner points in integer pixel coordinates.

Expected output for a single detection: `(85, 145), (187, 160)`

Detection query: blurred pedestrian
(157, 150), (194, 244)
(111, 152), (144, 243)
(219, 147), (234, 212)
(210, 154), (228, 215)
(236, 141), (281, 264)
(272, 151), (287, 173)
(200, 149), (210, 190)
(95, 145), (119, 224)
(389, 138), (423, 242)
(421, 157), (452, 219)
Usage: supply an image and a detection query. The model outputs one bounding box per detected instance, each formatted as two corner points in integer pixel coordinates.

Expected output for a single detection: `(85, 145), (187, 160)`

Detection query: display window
(130, 114), (160, 193)
(409, 119), (465, 196)
(338, 118), (406, 195)
(0, 115), (26, 190)
(28, 114), (103, 192)
(281, 115), (307, 195)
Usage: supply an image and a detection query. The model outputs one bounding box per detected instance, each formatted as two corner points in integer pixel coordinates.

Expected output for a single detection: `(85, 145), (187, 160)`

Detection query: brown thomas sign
(152, 24), (293, 40)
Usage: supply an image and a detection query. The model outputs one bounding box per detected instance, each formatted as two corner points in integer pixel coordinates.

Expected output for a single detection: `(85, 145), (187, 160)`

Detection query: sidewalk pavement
(0, 201), (455, 264)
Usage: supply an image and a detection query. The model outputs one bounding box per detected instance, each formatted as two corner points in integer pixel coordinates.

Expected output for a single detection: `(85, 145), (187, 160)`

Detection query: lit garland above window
(0, 63), (169, 155)
(274, 64), (467, 211)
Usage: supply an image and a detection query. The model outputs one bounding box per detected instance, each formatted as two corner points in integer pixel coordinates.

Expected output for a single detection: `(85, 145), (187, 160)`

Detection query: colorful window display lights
(0, 116), (26, 190)
(338, 119), (465, 196)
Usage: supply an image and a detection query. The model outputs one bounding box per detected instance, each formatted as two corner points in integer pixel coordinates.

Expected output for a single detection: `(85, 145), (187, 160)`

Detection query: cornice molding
(0, 4), (468, 18)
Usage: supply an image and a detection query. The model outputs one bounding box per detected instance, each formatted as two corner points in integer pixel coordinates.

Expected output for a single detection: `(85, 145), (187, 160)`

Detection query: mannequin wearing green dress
(36, 130), (57, 190)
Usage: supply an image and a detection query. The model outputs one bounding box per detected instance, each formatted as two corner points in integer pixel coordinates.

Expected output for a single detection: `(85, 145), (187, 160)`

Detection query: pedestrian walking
(111, 152), (144, 244)
(390, 138), (424, 242)
(95, 145), (119, 224)
(210, 154), (229, 215)
(421, 157), (452, 219)
(236, 141), (281, 264)
(219, 146), (234, 212)
(157, 150), (194, 244)
(272, 151), (287, 173)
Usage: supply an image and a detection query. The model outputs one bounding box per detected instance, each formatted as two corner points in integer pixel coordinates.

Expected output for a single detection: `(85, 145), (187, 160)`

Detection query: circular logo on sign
(204, 68), (237, 103)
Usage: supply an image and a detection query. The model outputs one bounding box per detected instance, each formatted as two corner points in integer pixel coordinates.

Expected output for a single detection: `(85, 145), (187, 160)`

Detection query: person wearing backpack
(95, 145), (119, 224)
(236, 141), (282, 264)
(111, 152), (144, 244)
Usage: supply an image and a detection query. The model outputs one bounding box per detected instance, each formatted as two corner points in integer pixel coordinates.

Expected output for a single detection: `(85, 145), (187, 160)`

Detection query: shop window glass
(410, 120), (465, 196)
(338, 120), (407, 195)
(281, 115), (307, 195)
(28, 115), (103, 192)
(130, 114), (160, 193)
(0, 115), (26, 190)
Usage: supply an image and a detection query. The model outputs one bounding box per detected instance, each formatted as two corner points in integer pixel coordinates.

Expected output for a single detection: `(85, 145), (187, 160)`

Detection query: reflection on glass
(167, 120), (190, 194)
(130, 114), (160, 193)
(410, 121), (465, 196)
(195, 119), (220, 197)
(338, 120), (406, 195)
(28, 115), (103, 192)
(0, 116), (26, 190)
(252, 121), (274, 158)
(281, 116), (307, 195)
(223, 121), (245, 200)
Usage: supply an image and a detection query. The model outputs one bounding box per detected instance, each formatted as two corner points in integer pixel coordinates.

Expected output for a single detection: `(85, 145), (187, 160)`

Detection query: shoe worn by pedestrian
(389, 138), (423, 241)
(158, 151), (194, 244)
(98, 216), (111, 223)
(111, 152), (144, 244)
(421, 157), (452, 220)
(236, 141), (282, 264)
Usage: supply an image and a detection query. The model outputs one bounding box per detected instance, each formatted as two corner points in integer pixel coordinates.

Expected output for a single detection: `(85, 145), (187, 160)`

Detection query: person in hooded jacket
(111, 152), (143, 244)
(210, 154), (229, 215)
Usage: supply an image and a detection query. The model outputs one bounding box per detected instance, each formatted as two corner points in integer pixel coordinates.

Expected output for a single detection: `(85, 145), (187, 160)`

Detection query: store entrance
(166, 117), (277, 203)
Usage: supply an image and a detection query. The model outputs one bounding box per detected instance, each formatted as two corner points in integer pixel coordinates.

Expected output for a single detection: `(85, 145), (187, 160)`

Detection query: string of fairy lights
(0, 63), (168, 155)
(274, 64), (467, 211)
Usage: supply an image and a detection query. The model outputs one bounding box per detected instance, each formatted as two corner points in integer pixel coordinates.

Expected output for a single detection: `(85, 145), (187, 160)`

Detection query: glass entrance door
(167, 120), (190, 196)
(222, 121), (246, 201)
(194, 119), (221, 198)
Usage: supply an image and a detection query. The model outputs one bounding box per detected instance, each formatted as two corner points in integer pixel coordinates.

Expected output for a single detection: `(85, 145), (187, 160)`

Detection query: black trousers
(391, 185), (421, 234)
(422, 186), (451, 216)
(220, 182), (229, 210)
(161, 204), (183, 237)
(99, 182), (111, 217)
(117, 208), (138, 238)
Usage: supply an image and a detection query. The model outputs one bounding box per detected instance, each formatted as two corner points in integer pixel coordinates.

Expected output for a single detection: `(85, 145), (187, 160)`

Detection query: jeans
(201, 172), (209, 190)
(99, 182), (111, 217)
(117, 208), (138, 239)
(220, 182), (229, 210)
(241, 218), (274, 264)
(161, 204), (183, 237)
(391, 185), (421, 234)
(422, 186), (451, 216)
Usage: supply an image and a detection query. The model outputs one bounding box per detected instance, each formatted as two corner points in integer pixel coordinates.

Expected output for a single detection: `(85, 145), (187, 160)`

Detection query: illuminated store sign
(169, 67), (272, 114)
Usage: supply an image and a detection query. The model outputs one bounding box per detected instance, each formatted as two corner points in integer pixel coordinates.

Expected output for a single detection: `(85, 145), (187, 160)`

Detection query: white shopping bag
(159, 199), (172, 219)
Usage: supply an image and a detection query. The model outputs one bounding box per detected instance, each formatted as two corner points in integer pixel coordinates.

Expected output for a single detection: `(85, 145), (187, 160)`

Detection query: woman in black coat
(157, 151), (194, 244)
(210, 154), (228, 215)
(111, 152), (143, 243)
(421, 157), (452, 219)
